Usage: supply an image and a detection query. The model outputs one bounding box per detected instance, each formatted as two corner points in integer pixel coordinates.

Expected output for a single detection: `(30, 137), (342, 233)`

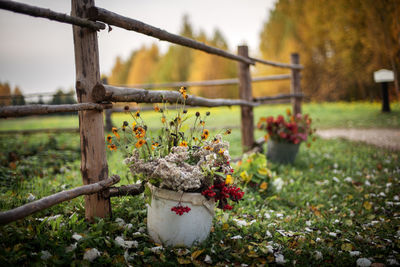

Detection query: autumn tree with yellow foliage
(257, 0), (400, 101)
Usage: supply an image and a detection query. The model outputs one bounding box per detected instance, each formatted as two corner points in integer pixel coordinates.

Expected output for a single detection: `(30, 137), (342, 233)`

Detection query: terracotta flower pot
(147, 184), (215, 247)
(267, 139), (300, 164)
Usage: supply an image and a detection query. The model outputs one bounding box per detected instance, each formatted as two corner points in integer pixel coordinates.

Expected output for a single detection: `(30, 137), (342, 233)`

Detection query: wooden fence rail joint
(0, 0), (105, 30)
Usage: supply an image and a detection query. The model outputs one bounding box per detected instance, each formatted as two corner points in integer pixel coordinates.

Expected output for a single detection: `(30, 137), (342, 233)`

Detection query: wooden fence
(0, 0), (303, 224)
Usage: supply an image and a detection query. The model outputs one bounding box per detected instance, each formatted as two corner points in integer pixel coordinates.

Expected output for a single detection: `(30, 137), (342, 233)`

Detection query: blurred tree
(126, 44), (160, 85)
(51, 89), (76, 105)
(0, 82), (11, 106)
(152, 15), (194, 83)
(188, 29), (238, 98)
(258, 0), (400, 101)
(11, 86), (25, 106)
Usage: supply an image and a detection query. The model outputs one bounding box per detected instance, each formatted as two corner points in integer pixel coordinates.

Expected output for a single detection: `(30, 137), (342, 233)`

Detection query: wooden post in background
(71, 0), (111, 221)
(101, 77), (113, 131)
(290, 53), (302, 115)
(238, 45), (254, 152)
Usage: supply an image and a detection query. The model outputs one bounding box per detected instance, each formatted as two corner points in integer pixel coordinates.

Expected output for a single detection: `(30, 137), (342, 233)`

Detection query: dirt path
(317, 128), (400, 151)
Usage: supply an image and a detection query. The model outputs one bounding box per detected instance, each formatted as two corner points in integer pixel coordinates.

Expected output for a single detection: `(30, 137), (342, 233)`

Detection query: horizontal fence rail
(0, 175), (120, 225)
(0, 0), (105, 30)
(0, 128), (79, 135)
(93, 84), (258, 107)
(0, 103), (112, 118)
(250, 57), (304, 70)
(254, 93), (304, 103)
(123, 74), (292, 89)
(88, 6), (254, 65)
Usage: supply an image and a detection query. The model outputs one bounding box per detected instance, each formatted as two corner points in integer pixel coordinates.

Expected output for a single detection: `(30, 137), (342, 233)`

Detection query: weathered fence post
(71, 0), (111, 221)
(238, 45), (254, 152)
(290, 53), (302, 115)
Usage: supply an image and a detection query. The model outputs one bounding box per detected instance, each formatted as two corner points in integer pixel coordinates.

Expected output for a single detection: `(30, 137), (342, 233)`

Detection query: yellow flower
(179, 141), (188, 147)
(203, 145), (213, 151)
(112, 127), (120, 140)
(132, 121), (136, 129)
(154, 105), (160, 112)
(135, 127), (146, 138)
(258, 167), (270, 176)
(108, 144), (117, 151)
(106, 134), (112, 144)
(259, 182), (268, 190)
(135, 110), (140, 118)
(225, 175), (233, 185)
(240, 171), (252, 183)
(135, 139), (146, 148)
(161, 117), (166, 123)
(286, 108), (292, 116)
(201, 129), (209, 140)
(218, 148), (225, 155)
(224, 129), (232, 135)
(151, 142), (159, 150)
(179, 86), (188, 99)
(264, 134), (269, 142)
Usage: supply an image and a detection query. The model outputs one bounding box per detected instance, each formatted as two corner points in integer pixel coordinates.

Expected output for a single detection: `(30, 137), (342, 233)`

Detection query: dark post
(237, 45), (254, 152)
(381, 82), (391, 112)
(101, 77), (113, 131)
(290, 53), (302, 115)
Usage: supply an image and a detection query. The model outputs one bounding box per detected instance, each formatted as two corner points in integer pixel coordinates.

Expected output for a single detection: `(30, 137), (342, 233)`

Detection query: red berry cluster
(171, 204), (191, 215)
(202, 182), (244, 211)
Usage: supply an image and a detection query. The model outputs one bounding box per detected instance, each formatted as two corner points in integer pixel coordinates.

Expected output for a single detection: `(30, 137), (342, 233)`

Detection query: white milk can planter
(147, 184), (215, 247)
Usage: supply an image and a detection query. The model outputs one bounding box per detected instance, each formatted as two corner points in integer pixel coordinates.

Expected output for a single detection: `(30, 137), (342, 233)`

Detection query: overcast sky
(0, 0), (276, 95)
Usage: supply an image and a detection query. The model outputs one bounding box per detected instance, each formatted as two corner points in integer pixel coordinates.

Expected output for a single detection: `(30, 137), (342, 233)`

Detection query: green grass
(1, 101), (399, 132)
(0, 128), (399, 265)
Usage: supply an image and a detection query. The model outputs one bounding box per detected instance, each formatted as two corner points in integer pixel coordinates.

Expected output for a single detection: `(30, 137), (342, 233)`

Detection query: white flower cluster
(124, 135), (231, 192)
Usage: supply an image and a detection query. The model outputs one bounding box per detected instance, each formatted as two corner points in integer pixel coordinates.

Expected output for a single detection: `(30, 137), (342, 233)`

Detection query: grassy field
(1, 101), (399, 132)
(0, 102), (399, 265)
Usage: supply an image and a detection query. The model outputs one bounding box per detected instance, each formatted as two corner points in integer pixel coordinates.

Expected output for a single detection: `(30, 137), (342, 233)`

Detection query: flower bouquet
(257, 109), (315, 164)
(107, 87), (244, 246)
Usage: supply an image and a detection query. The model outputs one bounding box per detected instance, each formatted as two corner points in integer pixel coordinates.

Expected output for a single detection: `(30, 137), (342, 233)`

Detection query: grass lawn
(1, 101), (399, 132)
(0, 120), (399, 265)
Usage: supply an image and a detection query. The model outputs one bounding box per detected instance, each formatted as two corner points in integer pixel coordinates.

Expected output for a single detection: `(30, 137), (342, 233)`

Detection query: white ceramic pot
(147, 184), (214, 247)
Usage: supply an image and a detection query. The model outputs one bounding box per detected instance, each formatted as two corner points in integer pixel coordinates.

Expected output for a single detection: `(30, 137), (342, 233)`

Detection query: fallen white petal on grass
(27, 193), (36, 202)
(83, 248), (100, 262)
(125, 223), (133, 230)
(204, 255), (212, 264)
(306, 220), (312, 226)
(365, 180), (371, 187)
(275, 253), (286, 265)
(233, 218), (255, 227)
(349, 251), (361, 257)
(314, 251), (323, 260)
(329, 232), (337, 237)
(65, 242), (77, 253)
(265, 245), (274, 253)
(332, 176), (340, 183)
(115, 218), (126, 227)
(305, 227), (313, 232)
(273, 178), (284, 192)
(356, 258), (371, 267)
(115, 236), (139, 249)
(344, 177), (353, 183)
(231, 235), (243, 240)
(72, 233), (83, 241)
(40, 250), (52, 260)
(150, 246), (163, 253)
(266, 230), (272, 238)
